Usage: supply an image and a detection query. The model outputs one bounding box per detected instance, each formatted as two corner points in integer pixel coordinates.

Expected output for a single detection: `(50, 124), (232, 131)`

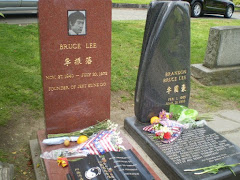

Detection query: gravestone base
(191, 64), (240, 86)
(124, 116), (240, 180)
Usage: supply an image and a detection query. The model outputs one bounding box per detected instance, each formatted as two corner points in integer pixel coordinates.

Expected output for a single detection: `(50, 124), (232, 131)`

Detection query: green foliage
(190, 19), (240, 64)
(0, 24), (43, 125)
(233, 0), (240, 5)
(191, 80), (240, 108)
(112, 21), (145, 91)
(185, 162), (240, 176)
(0, 149), (8, 162)
(0, 12), (4, 17)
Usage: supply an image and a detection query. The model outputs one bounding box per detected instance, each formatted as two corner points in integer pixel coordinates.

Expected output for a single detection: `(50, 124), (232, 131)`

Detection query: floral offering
(143, 105), (208, 144)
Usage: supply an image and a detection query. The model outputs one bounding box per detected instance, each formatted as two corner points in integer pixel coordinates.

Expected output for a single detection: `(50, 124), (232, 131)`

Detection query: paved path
(112, 8), (147, 20)
(113, 8), (240, 20)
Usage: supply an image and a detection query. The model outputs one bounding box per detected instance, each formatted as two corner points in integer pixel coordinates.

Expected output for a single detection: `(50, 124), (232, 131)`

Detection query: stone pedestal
(191, 26), (240, 86)
(30, 130), (160, 180)
(124, 117), (240, 180)
(191, 64), (240, 86)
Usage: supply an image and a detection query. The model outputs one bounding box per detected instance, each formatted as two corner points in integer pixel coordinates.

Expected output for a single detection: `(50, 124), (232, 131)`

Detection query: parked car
(185, 0), (235, 18)
(0, 0), (38, 14)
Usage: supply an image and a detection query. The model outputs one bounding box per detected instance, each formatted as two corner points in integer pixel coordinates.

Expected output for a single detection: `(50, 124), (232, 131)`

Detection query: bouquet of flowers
(143, 105), (208, 144)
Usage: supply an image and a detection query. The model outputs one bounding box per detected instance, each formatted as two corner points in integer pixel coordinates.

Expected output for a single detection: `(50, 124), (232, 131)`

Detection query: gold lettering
(64, 74), (74, 79)
(179, 75), (186, 81)
(46, 75), (56, 80)
(58, 75), (63, 79)
(163, 77), (177, 83)
(48, 86), (70, 92)
(81, 73), (91, 77)
(100, 82), (106, 87)
(165, 70), (187, 77)
(86, 43), (97, 48)
(180, 95), (186, 99)
(99, 72), (108, 76)
(59, 43), (81, 50)
(88, 83), (99, 88)
(179, 100), (186, 103)
(77, 84), (87, 89)
(71, 85), (76, 89)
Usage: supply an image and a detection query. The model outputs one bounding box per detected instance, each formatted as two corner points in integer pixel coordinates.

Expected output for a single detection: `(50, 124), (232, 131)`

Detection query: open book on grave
(68, 149), (154, 180)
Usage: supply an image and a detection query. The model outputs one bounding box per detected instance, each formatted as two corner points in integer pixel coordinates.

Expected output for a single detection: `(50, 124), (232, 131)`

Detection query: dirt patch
(0, 90), (238, 179)
(0, 106), (44, 180)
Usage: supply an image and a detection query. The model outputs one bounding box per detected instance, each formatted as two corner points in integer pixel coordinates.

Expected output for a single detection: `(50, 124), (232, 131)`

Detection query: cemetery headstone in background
(191, 26), (240, 85)
(125, 1), (240, 179)
(38, 0), (111, 134)
(134, 1), (191, 123)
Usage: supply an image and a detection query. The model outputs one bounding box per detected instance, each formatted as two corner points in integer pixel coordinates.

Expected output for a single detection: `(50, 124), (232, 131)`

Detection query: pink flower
(155, 130), (164, 137)
(159, 110), (171, 120)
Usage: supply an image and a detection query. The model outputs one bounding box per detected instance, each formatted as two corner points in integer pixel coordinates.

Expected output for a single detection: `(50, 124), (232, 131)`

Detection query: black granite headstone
(124, 2), (240, 180)
(135, 1), (191, 123)
(124, 117), (240, 180)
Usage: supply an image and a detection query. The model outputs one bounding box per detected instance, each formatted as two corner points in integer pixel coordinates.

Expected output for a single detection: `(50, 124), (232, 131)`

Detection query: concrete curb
(112, 3), (149, 9)
(29, 139), (48, 180)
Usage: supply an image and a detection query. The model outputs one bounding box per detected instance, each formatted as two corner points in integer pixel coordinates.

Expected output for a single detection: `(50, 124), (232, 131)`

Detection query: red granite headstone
(38, 0), (112, 135)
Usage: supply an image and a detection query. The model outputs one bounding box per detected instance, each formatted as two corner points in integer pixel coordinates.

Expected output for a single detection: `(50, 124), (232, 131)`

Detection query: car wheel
(224, 5), (233, 18)
(191, 2), (202, 17)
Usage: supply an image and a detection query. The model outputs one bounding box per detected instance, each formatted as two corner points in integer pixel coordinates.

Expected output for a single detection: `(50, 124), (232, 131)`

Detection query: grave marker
(125, 2), (240, 179)
(125, 117), (240, 179)
(38, 0), (112, 134)
(191, 26), (240, 85)
(135, 1), (191, 123)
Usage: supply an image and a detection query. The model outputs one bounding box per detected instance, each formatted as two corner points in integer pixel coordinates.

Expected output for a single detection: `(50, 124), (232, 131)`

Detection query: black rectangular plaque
(124, 117), (240, 180)
(68, 149), (154, 180)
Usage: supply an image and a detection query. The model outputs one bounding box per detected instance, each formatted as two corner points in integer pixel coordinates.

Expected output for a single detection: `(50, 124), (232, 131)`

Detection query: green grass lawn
(0, 19), (240, 125)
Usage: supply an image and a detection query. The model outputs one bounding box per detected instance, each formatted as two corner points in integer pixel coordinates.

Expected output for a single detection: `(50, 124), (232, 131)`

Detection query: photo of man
(68, 11), (86, 35)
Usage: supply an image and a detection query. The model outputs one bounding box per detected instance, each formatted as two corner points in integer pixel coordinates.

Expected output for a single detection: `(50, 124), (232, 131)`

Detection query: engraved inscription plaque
(124, 117), (240, 180)
(38, 0), (111, 134)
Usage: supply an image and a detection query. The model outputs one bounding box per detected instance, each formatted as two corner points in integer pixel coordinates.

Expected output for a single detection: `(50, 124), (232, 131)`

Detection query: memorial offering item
(42, 136), (79, 145)
(68, 150), (154, 180)
(47, 120), (113, 138)
(184, 162), (240, 176)
(125, 116), (240, 179)
(134, 1), (191, 123)
(38, 0), (112, 134)
(41, 121), (124, 160)
(57, 157), (69, 168)
(143, 107), (206, 144)
(43, 120), (115, 145)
